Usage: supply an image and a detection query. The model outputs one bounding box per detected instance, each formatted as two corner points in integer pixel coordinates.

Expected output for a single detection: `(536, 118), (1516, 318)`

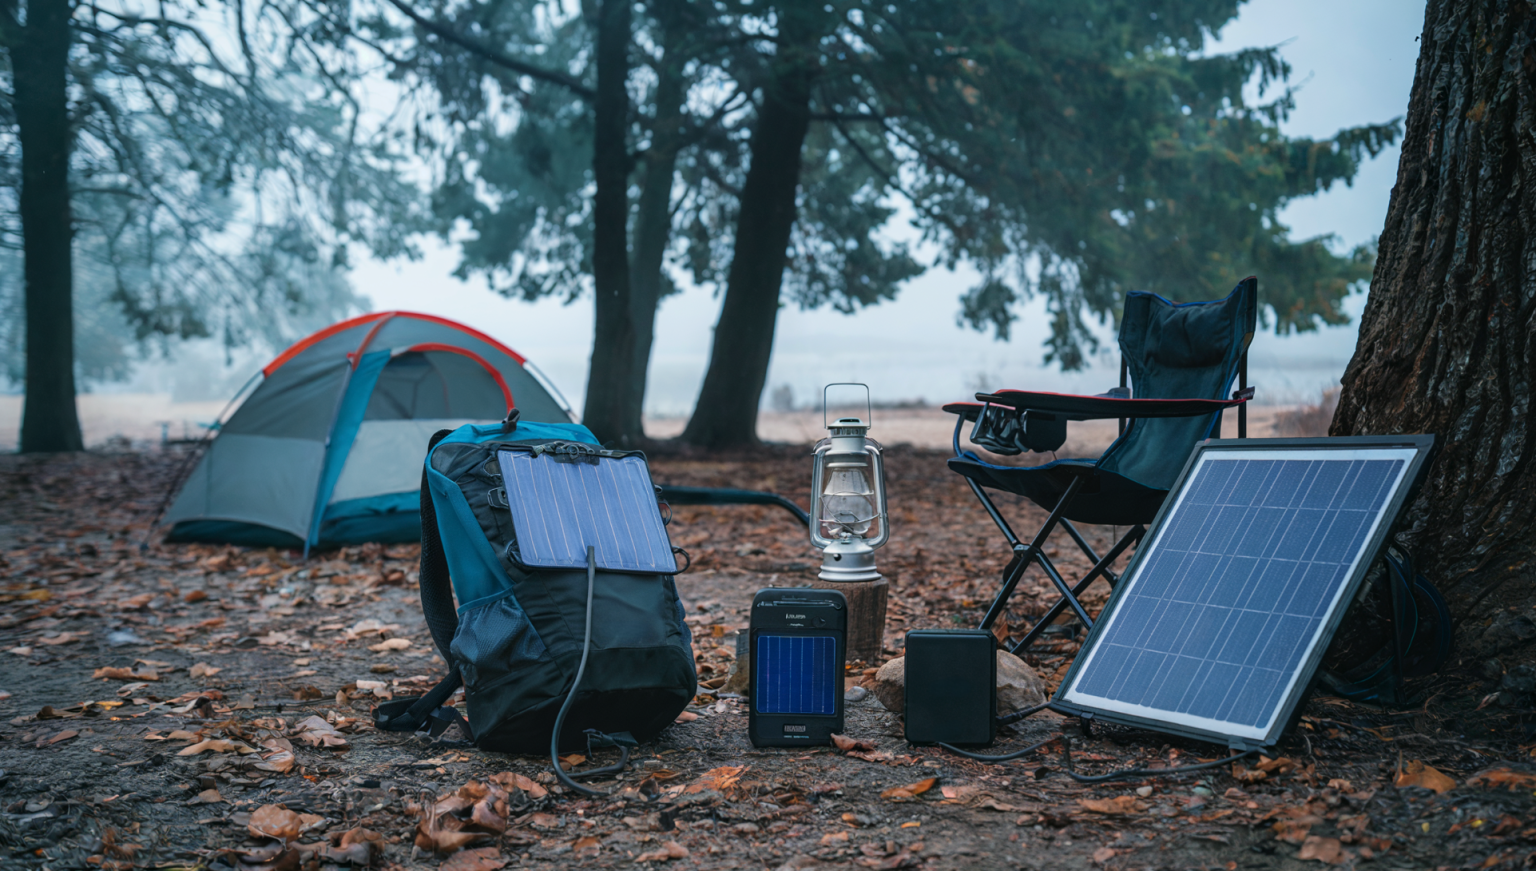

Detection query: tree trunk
(1333, 0), (1536, 618)
(680, 18), (815, 449)
(626, 1), (686, 440)
(579, 0), (640, 447)
(11, 0), (82, 453)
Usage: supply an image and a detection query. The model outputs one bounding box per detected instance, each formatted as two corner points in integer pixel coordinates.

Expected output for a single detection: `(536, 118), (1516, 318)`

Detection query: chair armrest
(943, 390), (1248, 422)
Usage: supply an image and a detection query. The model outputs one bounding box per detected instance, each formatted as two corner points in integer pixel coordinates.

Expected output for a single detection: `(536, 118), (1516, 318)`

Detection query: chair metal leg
(1034, 551), (1095, 629)
(1060, 519), (1124, 588)
(964, 478), (1021, 548)
(974, 477), (1084, 632)
(1007, 524), (1145, 656)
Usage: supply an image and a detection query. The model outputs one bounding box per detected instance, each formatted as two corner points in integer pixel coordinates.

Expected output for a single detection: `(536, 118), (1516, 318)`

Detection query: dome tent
(164, 311), (587, 550)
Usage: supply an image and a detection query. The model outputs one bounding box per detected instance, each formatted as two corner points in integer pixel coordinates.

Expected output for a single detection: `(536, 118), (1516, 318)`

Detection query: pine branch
(381, 0), (594, 99)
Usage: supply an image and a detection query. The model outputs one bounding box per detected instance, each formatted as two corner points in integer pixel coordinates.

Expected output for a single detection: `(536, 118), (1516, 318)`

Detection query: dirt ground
(1, 444), (1534, 871)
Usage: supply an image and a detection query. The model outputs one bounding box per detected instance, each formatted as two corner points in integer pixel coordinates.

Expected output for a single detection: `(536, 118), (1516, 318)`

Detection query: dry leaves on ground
(685, 765), (748, 795)
(415, 781), (513, 854)
(1078, 796), (1147, 815)
(832, 734), (877, 753)
(635, 841), (689, 862)
(1297, 835), (1345, 864)
(247, 805), (325, 842)
(1395, 759), (1456, 793)
(881, 778), (937, 801)
(487, 771), (548, 799)
(1466, 768), (1536, 792)
(292, 715), (349, 750)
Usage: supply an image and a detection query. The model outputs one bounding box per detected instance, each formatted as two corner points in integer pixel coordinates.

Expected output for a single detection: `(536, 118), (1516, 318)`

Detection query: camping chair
(944, 277), (1259, 656)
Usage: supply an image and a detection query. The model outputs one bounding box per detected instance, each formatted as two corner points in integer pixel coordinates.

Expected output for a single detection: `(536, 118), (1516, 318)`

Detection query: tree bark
(680, 16), (816, 449)
(10, 0), (83, 453)
(579, 0), (640, 447)
(1333, 0), (1536, 617)
(626, 0), (686, 439)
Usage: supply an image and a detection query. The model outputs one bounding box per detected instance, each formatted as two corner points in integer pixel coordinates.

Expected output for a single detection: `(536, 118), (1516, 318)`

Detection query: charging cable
(549, 546), (630, 797)
(938, 702), (1255, 780)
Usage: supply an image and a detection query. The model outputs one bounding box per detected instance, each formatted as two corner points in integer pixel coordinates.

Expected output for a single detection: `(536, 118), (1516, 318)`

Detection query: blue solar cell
(497, 450), (678, 574)
(1061, 449), (1416, 743)
(755, 635), (838, 715)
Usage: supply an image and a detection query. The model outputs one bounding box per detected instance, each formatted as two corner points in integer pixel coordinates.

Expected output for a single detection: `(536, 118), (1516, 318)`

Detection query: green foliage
(0, 0), (427, 385)
(829, 0), (1398, 366)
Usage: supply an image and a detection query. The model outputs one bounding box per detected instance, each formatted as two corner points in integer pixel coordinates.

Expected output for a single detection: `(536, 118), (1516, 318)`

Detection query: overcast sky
(346, 0), (1429, 415)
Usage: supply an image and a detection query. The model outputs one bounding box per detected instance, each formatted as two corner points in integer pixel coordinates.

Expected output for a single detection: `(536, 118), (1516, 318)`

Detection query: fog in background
(82, 0), (1427, 417)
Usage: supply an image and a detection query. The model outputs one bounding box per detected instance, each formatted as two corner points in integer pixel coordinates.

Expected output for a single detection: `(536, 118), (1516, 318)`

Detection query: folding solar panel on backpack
(1054, 435), (1436, 750)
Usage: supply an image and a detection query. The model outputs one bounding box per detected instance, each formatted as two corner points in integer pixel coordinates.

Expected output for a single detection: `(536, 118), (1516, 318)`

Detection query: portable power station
(748, 588), (847, 747)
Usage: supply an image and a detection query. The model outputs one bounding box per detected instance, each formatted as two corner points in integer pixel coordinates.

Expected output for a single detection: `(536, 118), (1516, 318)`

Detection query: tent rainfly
(163, 311), (578, 550)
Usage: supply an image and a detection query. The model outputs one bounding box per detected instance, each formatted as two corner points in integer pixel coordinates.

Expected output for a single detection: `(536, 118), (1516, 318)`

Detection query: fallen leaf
(258, 738), (296, 774)
(44, 729), (79, 746)
(635, 841), (689, 862)
(248, 804), (324, 842)
(1079, 796), (1147, 815)
(368, 638), (411, 652)
(528, 813), (561, 830)
(487, 771), (547, 799)
(178, 739), (254, 756)
(881, 778), (938, 801)
(1396, 760), (1456, 794)
(1297, 835), (1344, 864)
(1231, 764), (1267, 784)
(1466, 768), (1536, 792)
(439, 847), (507, 871)
(573, 835), (600, 857)
(1092, 846), (1117, 864)
(191, 787), (224, 805)
(674, 711), (697, 723)
(292, 715), (349, 750)
(685, 765), (747, 794)
(832, 734), (877, 753)
(189, 662), (222, 679)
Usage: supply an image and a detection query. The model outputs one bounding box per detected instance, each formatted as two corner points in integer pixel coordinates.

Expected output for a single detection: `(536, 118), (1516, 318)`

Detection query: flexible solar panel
(1057, 436), (1434, 748)
(497, 449), (678, 574)
(755, 635), (839, 715)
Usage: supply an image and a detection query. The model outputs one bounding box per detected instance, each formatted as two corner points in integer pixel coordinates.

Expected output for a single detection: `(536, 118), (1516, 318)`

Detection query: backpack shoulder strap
(376, 429), (469, 736)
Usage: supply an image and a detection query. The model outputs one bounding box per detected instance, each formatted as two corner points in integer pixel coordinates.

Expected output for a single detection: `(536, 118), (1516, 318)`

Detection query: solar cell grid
(497, 450), (678, 574)
(1061, 447), (1417, 742)
(755, 635), (838, 715)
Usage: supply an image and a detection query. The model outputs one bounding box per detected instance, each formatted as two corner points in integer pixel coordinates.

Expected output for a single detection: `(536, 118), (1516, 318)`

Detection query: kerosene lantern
(809, 384), (889, 583)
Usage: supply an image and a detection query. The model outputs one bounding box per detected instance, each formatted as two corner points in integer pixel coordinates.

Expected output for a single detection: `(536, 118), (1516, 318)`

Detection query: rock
(1483, 658), (1505, 680)
(1477, 610), (1536, 656)
(1501, 663), (1535, 694)
(872, 657), (905, 713)
(996, 650), (1047, 714)
(872, 650), (1045, 715)
(843, 686), (868, 703)
(106, 629), (147, 647)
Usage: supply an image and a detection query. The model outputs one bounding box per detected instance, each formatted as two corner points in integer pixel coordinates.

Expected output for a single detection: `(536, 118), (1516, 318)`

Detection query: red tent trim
(262, 311), (529, 376)
(402, 343), (515, 411)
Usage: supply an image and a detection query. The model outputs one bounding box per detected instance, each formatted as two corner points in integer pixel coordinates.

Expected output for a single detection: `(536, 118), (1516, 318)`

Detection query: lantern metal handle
(823, 382), (872, 430)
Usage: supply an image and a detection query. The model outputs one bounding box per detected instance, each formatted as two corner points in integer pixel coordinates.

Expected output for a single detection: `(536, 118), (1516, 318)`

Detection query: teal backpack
(375, 419), (696, 782)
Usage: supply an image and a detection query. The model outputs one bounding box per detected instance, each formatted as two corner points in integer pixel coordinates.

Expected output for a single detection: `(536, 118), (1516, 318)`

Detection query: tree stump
(832, 577), (889, 664)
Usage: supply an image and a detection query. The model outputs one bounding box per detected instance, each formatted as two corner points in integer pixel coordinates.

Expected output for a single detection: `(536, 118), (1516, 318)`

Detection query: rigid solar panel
(1058, 437), (1433, 747)
(497, 449), (678, 574)
(755, 635), (838, 715)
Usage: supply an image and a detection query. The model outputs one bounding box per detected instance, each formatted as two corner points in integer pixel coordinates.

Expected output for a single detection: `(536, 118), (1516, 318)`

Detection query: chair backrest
(1096, 277), (1258, 491)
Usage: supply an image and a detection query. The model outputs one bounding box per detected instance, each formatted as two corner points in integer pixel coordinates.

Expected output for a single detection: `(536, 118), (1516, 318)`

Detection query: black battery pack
(748, 589), (847, 747)
(903, 629), (997, 746)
